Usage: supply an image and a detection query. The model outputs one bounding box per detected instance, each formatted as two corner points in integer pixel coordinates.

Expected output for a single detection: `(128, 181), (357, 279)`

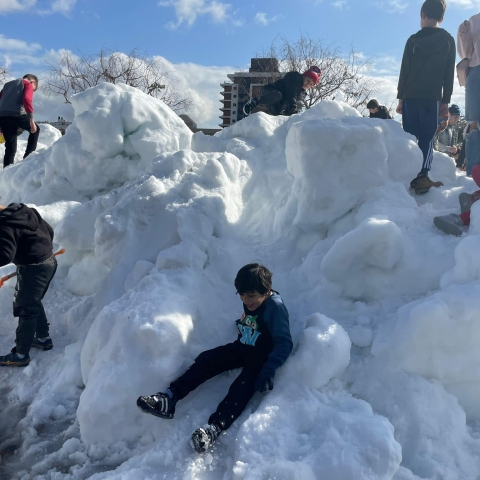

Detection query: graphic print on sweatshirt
(236, 313), (261, 346)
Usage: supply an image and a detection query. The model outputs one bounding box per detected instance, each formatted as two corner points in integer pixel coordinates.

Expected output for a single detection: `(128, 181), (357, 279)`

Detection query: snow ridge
(0, 83), (479, 479)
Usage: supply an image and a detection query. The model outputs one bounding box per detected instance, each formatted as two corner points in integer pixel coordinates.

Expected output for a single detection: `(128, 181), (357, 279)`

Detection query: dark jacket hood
(0, 203), (39, 231)
(411, 28), (453, 55)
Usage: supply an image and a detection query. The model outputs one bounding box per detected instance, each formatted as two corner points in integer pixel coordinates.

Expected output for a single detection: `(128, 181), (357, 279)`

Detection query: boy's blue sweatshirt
(236, 292), (293, 373)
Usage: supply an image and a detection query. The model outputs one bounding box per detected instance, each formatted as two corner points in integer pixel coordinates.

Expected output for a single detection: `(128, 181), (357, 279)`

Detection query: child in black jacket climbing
(243, 67), (321, 117)
(0, 203), (57, 367)
(137, 263), (293, 453)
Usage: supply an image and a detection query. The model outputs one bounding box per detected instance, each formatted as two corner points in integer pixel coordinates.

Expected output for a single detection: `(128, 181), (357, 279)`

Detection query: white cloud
(153, 56), (235, 127)
(0, 0), (36, 13)
(254, 12), (280, 26)
(0, 35), (42, 52)
(373, 0), (409, 14)
(159, 0), (232, 28)
(331, 0), (348, 9)
(449, 0), (480, 8)
(0, 0), (76, 15)
(50, 0), (77, 14)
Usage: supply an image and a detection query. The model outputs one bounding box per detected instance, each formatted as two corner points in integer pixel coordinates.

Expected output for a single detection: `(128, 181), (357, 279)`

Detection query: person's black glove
(255, 368), (275, 393)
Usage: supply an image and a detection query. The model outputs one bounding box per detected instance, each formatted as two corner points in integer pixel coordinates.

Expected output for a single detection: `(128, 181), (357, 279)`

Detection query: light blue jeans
(466, 65), (480, 175)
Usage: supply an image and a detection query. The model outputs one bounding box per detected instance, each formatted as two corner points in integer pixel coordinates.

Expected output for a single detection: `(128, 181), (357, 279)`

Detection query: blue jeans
(466, 65), (480, 175)
(402, 98), (439, 173)
(466, 129), (480, 176)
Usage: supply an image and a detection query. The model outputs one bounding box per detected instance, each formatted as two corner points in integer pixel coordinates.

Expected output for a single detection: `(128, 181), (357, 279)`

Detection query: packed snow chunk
(379, 120), (423, 183)
(349, 325), (373, 347)
(30, 123), (62, 147)
(351, 368), (480, 480)
(55, 198), (109, 252)
(65, 252), (110, 296)
(279, 118), (390, 234)
(156, 241), (208, 271)
(284, 313), (351, 390)
(124, 260), (155, 292)
(34, 200), (81, 230)
(321, 217), (403, 299)
(0, 83), (193, 203)
(467, 200), (480, 236)
(442, 235), (480, 285)
(372, 283), (480, 419)
(429, 151), (457, 185)
(233, 389), (401, 480)
(301, 99), (362, 120)
(72, 83), (191, 162)
(78, 270), (196, 445)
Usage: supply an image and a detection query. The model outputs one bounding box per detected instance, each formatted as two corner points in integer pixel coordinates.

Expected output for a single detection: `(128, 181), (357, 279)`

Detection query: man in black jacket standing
(367, 99), (393, 119)
(396, 0), (456, 194)
(0, 203), (57, 367)
(243, 66), (321, 117)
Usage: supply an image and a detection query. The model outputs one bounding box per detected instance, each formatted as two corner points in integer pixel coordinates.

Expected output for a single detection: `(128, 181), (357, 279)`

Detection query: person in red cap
(243, 66), (321, 117)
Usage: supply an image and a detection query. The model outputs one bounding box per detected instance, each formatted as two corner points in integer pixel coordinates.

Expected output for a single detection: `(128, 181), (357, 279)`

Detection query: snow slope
(1, 83), (480, 479)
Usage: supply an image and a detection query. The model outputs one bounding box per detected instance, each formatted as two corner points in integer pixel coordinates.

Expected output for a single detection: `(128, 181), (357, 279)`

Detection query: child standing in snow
(434, 164), (480, 236)
(396, 0), (456, 195)
(0, 203), (57, 367)
(0, 74), (40, 168)
(137, 263), (293, 453)
(243, 67), (321, 117)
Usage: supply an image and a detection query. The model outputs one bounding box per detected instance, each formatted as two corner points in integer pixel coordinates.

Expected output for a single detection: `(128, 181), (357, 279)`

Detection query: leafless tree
(258, 35), (381, 110)
(0, 66), (7, 88)
(43, 48), (192, 112)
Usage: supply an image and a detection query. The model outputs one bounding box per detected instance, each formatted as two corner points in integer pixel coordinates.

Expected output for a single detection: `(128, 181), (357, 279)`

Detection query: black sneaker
(0, 349), (30, 367)
(190, 423), (222, 453)
(32, 337), (53, 351)
(136, 392), (176, 419)
(243, 98), (258, 116)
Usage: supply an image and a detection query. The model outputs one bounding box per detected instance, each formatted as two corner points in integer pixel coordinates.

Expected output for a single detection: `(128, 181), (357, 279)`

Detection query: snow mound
(0, 83), (192, 204)
(234, 314), (401, 480)
(2, 85), (480, 479)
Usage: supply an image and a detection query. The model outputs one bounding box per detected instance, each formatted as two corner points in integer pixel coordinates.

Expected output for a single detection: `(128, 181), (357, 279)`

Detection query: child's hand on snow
(255, 368), (275, 393)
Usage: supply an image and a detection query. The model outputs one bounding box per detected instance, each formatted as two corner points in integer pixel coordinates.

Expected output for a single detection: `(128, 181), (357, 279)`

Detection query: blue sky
(1, 0), (479, 126)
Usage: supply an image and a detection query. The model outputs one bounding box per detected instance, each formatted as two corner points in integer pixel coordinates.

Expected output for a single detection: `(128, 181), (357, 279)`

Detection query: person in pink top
(0, 74), (40, 169)
(433, 13), (480, 236)
(458, 13), (480, 176)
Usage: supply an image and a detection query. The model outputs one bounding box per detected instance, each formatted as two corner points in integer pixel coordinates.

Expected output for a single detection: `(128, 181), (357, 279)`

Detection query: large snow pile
(1, 83), (480, 480)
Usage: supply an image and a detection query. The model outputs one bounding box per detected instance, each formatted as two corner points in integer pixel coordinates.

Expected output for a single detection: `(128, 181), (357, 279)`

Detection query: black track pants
(170, 341), (268, 430)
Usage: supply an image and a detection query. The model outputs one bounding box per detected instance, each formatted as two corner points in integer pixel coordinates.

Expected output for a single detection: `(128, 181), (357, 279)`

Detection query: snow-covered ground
(1, 83), (480, 479)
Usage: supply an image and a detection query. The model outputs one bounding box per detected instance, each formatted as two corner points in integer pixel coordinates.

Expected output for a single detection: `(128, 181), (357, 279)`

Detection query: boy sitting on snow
(434, 164), (480, 236)
(243, 66), (321, 117)
(0, 203), (57, 367)
(137, 263), (293, 453)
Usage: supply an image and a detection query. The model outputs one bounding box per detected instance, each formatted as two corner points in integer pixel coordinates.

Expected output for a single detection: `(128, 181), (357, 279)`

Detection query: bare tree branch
(257, 35), (382, 111)
(0, 66), (7, 88)
(42, 48), (192, 112)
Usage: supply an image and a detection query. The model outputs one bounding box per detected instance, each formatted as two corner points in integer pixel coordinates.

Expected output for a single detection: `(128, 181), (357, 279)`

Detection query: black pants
(13, 255), (57, 355)
(257, 87), (284, 116)
(0, 115), (40, 168)
(170, 341), (268, 430)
